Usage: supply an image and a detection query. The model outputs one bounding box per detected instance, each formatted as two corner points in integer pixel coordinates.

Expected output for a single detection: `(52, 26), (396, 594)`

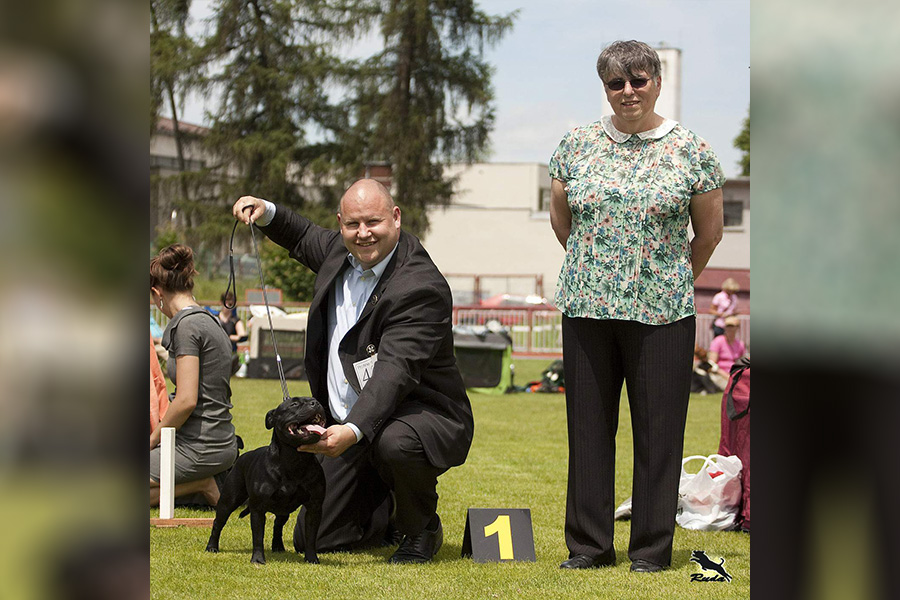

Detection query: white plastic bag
(614, 496), (632, 520)
(676, 454), (743, 531)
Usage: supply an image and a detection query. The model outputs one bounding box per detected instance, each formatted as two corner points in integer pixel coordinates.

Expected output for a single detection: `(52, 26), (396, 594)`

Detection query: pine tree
(734, 109), (749, 176)
(194, 0), (368, 288)
(199, 0), (360, 212)
(341, 0), (516, 236)
(151, 0), (205, 244)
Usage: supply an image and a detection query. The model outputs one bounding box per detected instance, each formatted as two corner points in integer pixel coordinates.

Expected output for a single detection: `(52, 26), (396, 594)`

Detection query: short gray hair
(596, 40), (661, 83)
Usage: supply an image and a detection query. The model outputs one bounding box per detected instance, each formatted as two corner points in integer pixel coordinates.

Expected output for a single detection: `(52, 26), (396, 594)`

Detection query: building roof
(694, 267), (750, 293)
(155, 116), (208, 137)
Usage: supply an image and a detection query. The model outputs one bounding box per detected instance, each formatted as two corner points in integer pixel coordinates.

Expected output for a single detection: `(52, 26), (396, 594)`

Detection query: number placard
(461, 508), (536, 563)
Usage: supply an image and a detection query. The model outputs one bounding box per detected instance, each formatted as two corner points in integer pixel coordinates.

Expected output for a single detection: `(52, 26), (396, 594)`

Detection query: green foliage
(152, 228), (180, 255)
(150, 0), (194, 133)
(151, 364), (750, 599)
(734, 109), (749, 176)
(152, 0), (225, 251)
(151, 0), (515, 264)
(258, 239), (319, 302)
(340, 1), (517, 237)
(198, 0), (360, 210)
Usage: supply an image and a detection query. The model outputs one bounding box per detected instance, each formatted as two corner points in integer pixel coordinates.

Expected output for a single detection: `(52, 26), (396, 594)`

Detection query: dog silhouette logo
(689, 550), (733, 582)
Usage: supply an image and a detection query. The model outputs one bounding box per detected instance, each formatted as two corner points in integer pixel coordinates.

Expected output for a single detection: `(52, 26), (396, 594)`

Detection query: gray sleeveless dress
(150, 306), (238, 483)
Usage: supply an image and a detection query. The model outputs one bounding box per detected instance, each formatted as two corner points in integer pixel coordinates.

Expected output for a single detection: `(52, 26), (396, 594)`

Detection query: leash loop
(228, 216), (291, 402)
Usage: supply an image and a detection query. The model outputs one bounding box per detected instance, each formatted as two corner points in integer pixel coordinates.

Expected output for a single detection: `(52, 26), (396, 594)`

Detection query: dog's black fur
(689, 550), (733, 581)
(205, 397), (327, 564)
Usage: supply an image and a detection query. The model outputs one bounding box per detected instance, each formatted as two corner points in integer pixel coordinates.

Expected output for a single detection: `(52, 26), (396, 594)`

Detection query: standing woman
(709, 277), (740, 338)
(149, 244), (239, 506)
(217, 291), (247, 375)
(549, 41), (725, 572)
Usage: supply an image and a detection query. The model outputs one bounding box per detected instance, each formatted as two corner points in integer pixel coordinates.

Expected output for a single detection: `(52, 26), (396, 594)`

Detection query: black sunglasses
(605, 77), (650, 91)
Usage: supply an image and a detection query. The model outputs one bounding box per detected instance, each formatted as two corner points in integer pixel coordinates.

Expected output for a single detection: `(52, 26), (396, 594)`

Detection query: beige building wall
(689, 176), (750, 270)
(422, 163), (565, 302)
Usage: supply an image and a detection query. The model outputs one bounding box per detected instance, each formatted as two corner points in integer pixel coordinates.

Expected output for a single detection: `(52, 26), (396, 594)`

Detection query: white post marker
(159, 427), (175, 520)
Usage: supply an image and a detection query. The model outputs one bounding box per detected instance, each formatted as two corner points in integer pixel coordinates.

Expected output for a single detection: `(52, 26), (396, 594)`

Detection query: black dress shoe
(560, 553), (616, 569)
(630, 559), (665, 573)
(388, 516), (443, 564)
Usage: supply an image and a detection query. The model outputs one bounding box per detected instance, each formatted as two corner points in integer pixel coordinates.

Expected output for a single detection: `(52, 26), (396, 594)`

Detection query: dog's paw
(305, 554), (319, 564)
(272, 540), (286, 553)
(251, 552), (266, 565)
(205, 545), (219, 553)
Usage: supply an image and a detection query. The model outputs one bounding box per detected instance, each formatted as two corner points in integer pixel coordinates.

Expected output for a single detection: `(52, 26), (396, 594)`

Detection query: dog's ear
(265, 409), (275, 430)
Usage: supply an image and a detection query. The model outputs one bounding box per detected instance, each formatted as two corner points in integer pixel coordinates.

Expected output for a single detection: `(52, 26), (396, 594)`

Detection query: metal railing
(695, 313), (751, 351)
(150, 303), (308, 331)
(152, 304), (748, 357)
(451, 307), (749, 356)
(451, 306), (562, 355)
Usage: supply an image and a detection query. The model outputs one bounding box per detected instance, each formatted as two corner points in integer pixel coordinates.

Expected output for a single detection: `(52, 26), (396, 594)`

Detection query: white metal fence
(151, 304), (749, 357)
(450, 307), (749, 356)
(150, 304), (307, 333)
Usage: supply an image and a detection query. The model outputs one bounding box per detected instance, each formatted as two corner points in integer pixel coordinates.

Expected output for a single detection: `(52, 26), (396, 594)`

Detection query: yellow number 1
(484, 515), (514, 559)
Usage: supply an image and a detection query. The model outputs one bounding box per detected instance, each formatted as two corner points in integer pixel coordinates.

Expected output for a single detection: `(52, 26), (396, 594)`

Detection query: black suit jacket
(261, 206), (474, 469)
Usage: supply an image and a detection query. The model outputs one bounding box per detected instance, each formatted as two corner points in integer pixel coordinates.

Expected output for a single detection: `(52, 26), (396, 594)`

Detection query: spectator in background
(150, 244), (239, 507)
(549, 40), (725, 573)
(150, 311), (167, 368)
(217, 292), (246, 376)
(217, 292), (247, 352)
(709, 316), (747, 375)
(709, 277), (740, 337)
(691, 346), (723, 394)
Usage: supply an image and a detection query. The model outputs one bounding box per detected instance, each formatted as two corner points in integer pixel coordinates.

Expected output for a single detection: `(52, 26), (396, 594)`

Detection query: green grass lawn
(151, 359), (749, 599)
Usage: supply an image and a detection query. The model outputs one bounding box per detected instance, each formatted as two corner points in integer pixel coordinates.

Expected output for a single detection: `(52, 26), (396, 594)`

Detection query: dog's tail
(713, 558), (733, 581)
(238, 507), (250, 519)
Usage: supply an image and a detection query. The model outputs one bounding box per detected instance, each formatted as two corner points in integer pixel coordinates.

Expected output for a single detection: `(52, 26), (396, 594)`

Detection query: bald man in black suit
(233, 180), (473, 563)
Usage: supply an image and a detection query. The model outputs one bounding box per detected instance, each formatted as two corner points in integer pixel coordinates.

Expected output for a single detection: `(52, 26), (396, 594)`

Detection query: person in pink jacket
(709, 316), (746, 373)
(709, 278), (740, 337)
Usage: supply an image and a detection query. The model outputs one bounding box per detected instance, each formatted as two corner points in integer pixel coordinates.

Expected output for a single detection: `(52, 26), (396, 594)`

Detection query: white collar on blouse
(600, 115), (678, 143)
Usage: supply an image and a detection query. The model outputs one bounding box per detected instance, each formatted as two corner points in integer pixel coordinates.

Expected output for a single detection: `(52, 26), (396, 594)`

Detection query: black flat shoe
(560, 553), (616, 569)
(630, 559), (665, 573)
(388, 516), (443, 564)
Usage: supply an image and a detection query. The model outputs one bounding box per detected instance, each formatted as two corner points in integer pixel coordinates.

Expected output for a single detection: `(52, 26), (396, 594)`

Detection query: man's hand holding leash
(233, 195), (267, 225)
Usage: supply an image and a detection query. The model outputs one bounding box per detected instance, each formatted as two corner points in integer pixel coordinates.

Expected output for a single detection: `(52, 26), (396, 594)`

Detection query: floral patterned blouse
(550, 116), (725, 325)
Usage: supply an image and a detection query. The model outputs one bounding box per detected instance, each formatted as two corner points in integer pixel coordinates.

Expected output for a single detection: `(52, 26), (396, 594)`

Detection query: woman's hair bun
(151, 244), (197, 293)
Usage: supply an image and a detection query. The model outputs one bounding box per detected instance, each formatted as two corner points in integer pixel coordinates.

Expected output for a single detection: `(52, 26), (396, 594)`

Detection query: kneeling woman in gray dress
(150, 244), (239, 506)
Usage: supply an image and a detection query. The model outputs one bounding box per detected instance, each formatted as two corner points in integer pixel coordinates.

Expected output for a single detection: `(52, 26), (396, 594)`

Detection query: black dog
(205, 397), (327, 564)
(689, 550), (733, 582)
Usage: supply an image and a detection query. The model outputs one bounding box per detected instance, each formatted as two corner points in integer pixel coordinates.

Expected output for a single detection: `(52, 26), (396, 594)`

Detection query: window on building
(538, 187), (551, 212)
(723, 200), (744, 227)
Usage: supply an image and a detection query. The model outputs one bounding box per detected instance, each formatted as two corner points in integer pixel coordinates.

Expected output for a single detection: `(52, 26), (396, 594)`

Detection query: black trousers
(562, 315), (695, 566)
(293, 419), (446, 552)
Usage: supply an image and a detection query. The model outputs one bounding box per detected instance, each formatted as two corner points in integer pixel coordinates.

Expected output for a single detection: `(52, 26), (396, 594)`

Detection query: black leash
(227, 217), (291, 402)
